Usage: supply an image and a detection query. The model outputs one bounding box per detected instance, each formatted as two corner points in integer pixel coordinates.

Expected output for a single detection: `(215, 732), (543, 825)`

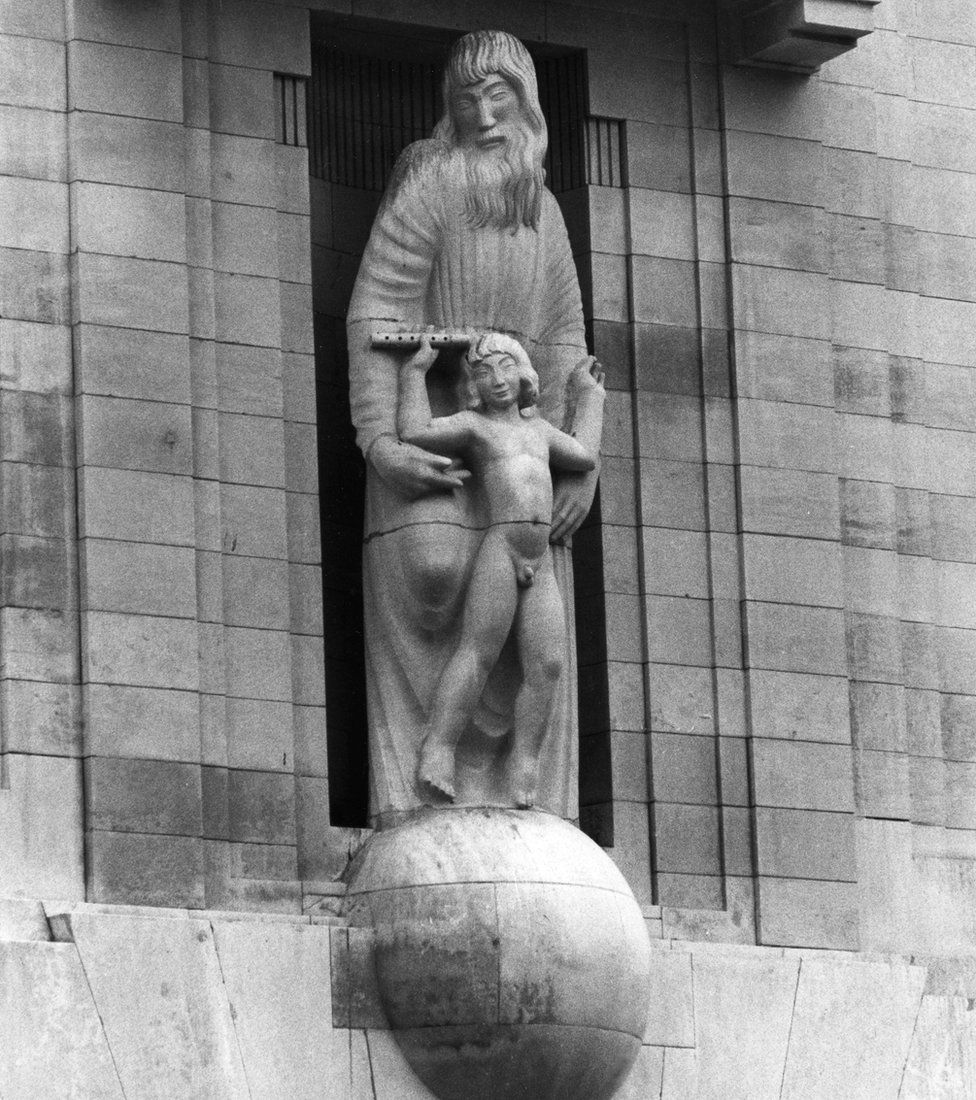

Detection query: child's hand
(403, 333), (438, 373)
(572, 355), (605, 393)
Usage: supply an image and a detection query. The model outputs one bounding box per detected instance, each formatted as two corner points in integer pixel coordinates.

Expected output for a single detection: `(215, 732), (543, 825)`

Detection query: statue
(397, 333), (604, 807)
(346, 29), (603, 822)
(342, 34), (649, 1100)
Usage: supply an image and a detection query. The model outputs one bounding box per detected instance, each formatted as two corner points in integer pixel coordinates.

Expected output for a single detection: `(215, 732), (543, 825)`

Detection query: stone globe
(345, 806), (651, 1100)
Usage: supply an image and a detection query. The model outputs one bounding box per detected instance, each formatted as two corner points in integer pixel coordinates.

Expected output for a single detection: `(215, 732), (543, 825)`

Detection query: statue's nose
(476, 100), (495, 129)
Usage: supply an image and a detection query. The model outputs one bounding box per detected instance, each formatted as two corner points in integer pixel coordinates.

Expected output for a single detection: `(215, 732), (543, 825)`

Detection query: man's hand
(550, 467), (598, 544)
(368, 433), (470, 499)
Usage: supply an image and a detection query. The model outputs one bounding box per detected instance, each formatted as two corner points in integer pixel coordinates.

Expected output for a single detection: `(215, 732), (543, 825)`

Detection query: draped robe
(346, 140), (589, 826)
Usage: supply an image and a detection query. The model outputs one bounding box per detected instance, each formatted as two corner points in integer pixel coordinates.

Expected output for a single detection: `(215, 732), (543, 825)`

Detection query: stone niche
(724, 0), (882, 71)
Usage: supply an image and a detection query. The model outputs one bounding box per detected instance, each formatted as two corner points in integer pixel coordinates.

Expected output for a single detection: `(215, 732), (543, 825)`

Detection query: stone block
(846, 611), (902, 684)
(656, 872), (724, 910)
(651, 732), (717, 804)
(219, 412), (286, 488)
(1, 677), (81, 755)
(212, 200), (278, 277)
(647, 663), (715, 736)
(72, 182), (186, 263)
(0, 33), (65, 110)
(223, 483), (288, 559)
(642, 528), (709, 599)
(211, 133), (277, 207)
(693, 949), (801, 1100)
(67, 41), (181, 121)
(605, 800), (653, 906)
(82, 610), (198, 690)
(85, 682), (199, 761)
(0, 318), (71, 395)
(87, 831), (203, 907)
(0, 532), (74, 611)
(293, 704), (328, 778)
(757, 877), (859, 949)
(80, 538), (195, 617)
(225, 626), (292, 701)
(755, 808), (856, 880)
(74, 323), (190, 403)
(740, 465), (840, 539)
(210, 62), (276, 138)
(728, 196), (826, 272)
(631, 255), (697, 327)
(0, 897), (48, 942)
(654, 803), (721, 875)
(743, 534), (843, 607)
(746, 602), (847, 676)
(226, 768), (296, 844)
(282, 352), (316, 423)
(839, 477), (896, 549)
(633, 322), (700, 395)
(211, 920), (348, 1096)
(616, 1046), (665, 1100)
(0, 0), (63, 38)
(726, 131), (822, 205)
(0, 941), (123, 1096)
(72, 252), (188, 334)
(68, 111), (185, 191)
(738, 399), (836, 474)
(643, 946), (694, 1046)
(85, 757), (202, 836)
(78, 466), (194, 545)
(0, 461), (71, 539)
(600, 455), (638, 527)
(208, 0), (310, 73)
(629, 188), (695, 260)
(68, 911), (247, 1091)
(752, 739), (855, 812)
(781, 956), (925, 1100)
(0, 390), (72, 467)
(0, 246), (69, 324)
(661, 1046), (699, 1100)
(646, 595), (713, 667)
(635, 392), (703, 462)
(0, 754), (84, 899)
(222, 554), (290, 630)
(67, 0), (182, 51)
(213, 271), (281, 348)
(0, 176), (68, 253)
(214, 343), (282, 419)
(292, 634), (326, 707)
(0, 606), (77, 683)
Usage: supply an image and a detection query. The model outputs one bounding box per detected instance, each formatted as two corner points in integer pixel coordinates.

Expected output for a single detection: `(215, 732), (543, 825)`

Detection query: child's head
(464, 333), (539, 411)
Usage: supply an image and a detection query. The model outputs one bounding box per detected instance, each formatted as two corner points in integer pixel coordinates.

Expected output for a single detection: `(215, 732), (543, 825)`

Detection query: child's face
(471, 353), (520, 409)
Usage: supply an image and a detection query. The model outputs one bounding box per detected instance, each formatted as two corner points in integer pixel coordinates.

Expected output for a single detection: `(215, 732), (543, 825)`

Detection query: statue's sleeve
(536, 191), (588, 430)
(347, 142), (443, 455)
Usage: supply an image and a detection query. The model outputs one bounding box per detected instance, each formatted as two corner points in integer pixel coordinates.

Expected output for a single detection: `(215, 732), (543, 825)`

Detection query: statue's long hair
(432, 30), (547, 231)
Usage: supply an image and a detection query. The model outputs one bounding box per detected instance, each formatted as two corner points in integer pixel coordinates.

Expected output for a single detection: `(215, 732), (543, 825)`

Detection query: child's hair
(464, 332), (539, 411)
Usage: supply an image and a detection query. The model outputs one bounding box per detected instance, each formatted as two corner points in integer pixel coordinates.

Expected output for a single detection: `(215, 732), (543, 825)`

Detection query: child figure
(397, 331), (604, 807)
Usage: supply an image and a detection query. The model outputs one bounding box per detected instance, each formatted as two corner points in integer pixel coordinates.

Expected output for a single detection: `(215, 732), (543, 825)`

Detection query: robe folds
(346, 139), (589, 825)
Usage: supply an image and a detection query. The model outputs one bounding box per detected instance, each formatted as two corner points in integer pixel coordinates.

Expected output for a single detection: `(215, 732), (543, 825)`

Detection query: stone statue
(347, 29), (602, 822)
(397, 333), (604, 808)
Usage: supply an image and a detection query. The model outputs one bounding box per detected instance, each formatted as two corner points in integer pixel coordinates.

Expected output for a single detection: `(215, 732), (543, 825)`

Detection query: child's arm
(397, 337), (476, 456)
(543, 420), (597, 472)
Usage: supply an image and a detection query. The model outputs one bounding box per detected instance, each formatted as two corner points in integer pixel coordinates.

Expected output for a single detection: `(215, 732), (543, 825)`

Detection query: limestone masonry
(1, 0), (975, 1096)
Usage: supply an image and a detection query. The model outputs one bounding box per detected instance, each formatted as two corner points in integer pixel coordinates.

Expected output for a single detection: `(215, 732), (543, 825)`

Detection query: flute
(370, 331), (473, 350)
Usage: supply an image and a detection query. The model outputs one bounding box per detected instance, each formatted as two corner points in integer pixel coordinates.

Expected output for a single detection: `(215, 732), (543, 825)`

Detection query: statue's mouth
(477, 134), (506, 149)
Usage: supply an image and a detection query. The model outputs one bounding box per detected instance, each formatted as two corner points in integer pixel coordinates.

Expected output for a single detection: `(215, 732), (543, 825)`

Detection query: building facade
(1, 0), (975, 1095)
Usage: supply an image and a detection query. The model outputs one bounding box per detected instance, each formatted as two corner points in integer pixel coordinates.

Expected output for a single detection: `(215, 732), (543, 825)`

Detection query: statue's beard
(459, 130), (544, 231)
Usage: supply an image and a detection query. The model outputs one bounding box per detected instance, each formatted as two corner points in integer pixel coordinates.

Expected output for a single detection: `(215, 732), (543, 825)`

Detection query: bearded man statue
(346, 29), (602, 825)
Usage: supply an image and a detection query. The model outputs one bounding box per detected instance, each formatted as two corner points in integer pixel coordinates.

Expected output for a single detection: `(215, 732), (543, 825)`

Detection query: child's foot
(508, 751), (539, 808)
(417, 739), (456, 801)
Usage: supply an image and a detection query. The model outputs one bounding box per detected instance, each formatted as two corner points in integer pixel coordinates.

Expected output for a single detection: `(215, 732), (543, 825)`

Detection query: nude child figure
(397, 331), (604, 807)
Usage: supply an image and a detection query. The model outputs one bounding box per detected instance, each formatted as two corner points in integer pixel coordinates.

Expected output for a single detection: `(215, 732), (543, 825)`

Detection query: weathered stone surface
(211, 919), (347, 1098)
(67, 911), (249, 1098)
(781, 956), (925, 1099)
(0, 941), (123, 1098)
(0, 896), (49, 941)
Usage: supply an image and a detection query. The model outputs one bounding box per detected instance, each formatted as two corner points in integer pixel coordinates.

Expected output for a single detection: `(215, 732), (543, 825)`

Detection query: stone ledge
(725, 0), (882, 73)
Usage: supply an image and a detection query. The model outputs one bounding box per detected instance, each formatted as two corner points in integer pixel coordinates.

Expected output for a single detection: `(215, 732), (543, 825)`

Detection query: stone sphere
(345, 807), (651, 1100)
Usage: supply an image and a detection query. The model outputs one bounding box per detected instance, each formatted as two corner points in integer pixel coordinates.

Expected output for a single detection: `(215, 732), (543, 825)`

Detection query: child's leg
(418, 529), (519, 800)
(509, 561), (565, 807)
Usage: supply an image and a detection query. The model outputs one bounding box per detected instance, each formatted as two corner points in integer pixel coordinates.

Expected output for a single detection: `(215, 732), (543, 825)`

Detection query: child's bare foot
(417, 739), (456, 801)
(508, 751), (539, 808)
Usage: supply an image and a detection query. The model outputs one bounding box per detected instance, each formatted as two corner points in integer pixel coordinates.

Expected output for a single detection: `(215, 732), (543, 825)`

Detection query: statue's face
(451, 75), (521, 155)
(471, 353), (521, 409)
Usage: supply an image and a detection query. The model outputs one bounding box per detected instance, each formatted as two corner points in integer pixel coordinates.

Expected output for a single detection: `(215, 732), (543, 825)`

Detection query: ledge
(726, 0), (882, 73)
